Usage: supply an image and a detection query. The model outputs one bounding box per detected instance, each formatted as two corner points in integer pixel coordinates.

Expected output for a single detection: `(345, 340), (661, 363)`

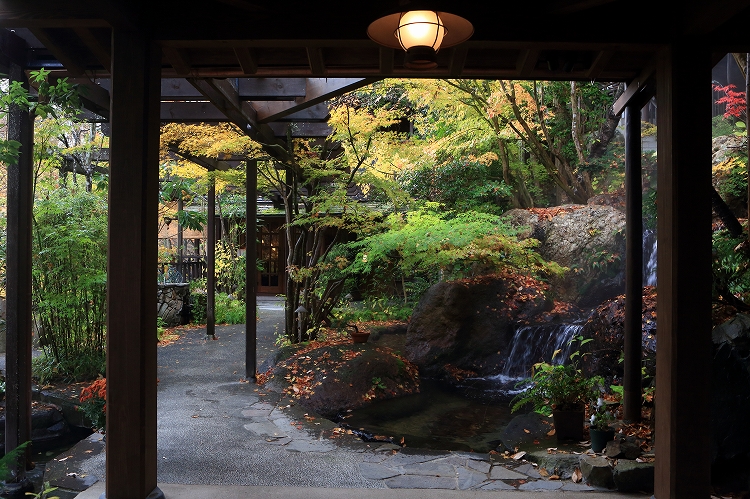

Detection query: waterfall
(643, 228), (657, 286)
(460, 323), (584, 399)
(499, 323), (583, 378)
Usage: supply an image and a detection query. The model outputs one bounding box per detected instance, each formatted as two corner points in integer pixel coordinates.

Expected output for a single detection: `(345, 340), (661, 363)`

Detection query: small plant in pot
(589, 396), (616, 452)
(511, 344), (603, 441)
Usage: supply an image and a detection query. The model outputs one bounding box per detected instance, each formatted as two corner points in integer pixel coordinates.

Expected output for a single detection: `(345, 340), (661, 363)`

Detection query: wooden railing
(158, 256), (206, 284)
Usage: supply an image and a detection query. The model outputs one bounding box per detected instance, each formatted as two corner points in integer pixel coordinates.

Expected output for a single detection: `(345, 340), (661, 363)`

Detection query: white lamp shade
(367, 11), (473, 51)
(396, 11), (445, 51)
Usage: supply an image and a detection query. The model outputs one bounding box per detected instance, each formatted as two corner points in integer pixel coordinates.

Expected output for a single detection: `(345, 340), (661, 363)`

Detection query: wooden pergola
(1, 1), (748, 498)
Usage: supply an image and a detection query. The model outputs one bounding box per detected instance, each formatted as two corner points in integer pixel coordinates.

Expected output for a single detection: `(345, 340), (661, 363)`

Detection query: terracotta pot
(552, 409), (585, 441)
(351, 331), (370, 343)
(589, 427), (615, 452)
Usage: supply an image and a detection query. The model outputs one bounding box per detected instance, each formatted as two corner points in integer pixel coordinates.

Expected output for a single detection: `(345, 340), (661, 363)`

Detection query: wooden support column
(177, 196), (184, 276)
(106, 30), (163, 499)
(623, 102), (643, 422)
(4, 62), (34, 495)
(246, 160), (257, 380)
(207, 166), (216, 338)
(654, 44), (712, 499)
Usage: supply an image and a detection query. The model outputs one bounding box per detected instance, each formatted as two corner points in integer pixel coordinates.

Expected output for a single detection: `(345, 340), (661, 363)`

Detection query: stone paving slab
(465, 459), (491, 474)
(456, 468), (486, 490)
(384, 475), (458, 489)
(519, 480), (564, 490)
(359, 463), (401, 480)
(478, 480), (517, 491)
(488, 466), (527, 480)
(399, 462), (456, 477)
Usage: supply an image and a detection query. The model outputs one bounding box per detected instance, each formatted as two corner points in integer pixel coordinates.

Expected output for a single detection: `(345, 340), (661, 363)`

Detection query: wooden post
(207, 165), (216, 338)
(623, 102), (643, 422)
(654, 44), (712, 499)
(4, 62), (34, 496)
(177, 195), (184, 278)
(246, 159), (258, 380)
(106, 30), (163, 499)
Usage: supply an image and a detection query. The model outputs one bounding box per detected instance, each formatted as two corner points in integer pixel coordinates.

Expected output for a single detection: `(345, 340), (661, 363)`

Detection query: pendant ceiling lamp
(367, 10), (473, 69)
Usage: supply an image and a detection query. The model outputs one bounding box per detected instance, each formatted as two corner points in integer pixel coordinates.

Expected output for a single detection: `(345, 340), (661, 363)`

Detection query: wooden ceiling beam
(612, 58), (657, 116)
(306, 47), (326, 76)
(161, 101), (226, 122)
(233, 47), (258, 75)
(585, 49), (614, 79)
(683, 0), (750, 35)
(267, 122), (333, 138)
(517, 49), (541, 78)
(254, 77), (377, 124)
(186, 77), (289, 161)
(29, 28), (86, 76)
(58, 77), (111, 119)
(73, 27), (111, 70)
(379, 47), (394, 74)
(162, 46), (192, 76)
(548, 0), (617, 15)
(449, 45), (469, 77)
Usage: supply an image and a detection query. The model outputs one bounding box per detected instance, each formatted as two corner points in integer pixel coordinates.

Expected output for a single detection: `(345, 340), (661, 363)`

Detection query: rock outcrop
(503, 204), (626, 306)
(405, 272), (552, 378)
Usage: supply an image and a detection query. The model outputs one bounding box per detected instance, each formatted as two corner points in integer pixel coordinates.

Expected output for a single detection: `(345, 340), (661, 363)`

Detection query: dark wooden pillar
(206, 165), (216, 338)
(623, 102), (643, 422)
(246, 160), (257, 380)
(4, 62), (34, 494)
(106, 30), (163, 499)
(654, 43), (712, 499)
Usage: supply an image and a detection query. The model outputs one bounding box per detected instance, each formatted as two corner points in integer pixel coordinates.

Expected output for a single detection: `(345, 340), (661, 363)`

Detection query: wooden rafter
(517, 49), (541, 78)
(29, 27), (86, 76)
(449, 45), (469, 77)
(306, 46), (326, 76)
(233, 47), (258, 75)
(73, 27), (111, 70)
(612, 58), (657, 116)
(162, 46), (192, 76)
(585, 50), (614, 79)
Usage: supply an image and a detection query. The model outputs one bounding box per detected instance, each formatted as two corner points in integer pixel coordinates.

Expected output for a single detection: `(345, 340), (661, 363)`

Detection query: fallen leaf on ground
(572, 468), (583, 483)
(511, 451), (526, 460)
(538, 468), (549, 477)
(546, 429), (556, 436)
(523, 428), (530, 433)
(549, 475), (560, 480)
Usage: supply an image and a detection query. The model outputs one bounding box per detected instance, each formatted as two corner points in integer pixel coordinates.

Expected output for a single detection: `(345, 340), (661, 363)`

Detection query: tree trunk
(711, 185), (743, 237)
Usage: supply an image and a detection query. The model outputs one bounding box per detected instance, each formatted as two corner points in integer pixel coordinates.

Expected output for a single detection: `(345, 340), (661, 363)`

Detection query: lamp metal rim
(367, 11), (473, 50)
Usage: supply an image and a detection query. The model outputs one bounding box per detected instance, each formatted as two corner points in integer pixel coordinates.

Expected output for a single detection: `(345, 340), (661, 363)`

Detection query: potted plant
(511, 359), (603, 441)
(346, 323), (370, 343)
(588, 397), (616, 452)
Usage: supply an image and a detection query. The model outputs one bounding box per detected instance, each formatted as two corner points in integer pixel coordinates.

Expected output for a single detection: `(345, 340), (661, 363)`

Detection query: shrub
(32, 190), (107, 381)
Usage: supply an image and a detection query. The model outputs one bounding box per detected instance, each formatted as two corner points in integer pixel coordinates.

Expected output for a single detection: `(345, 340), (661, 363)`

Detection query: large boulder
(405, 271), (552, 377)
(268, 340), (420, 418)
(712, 135), (747, 218)
(503, 205), (626, 306)
(579, 286), (657, 383)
